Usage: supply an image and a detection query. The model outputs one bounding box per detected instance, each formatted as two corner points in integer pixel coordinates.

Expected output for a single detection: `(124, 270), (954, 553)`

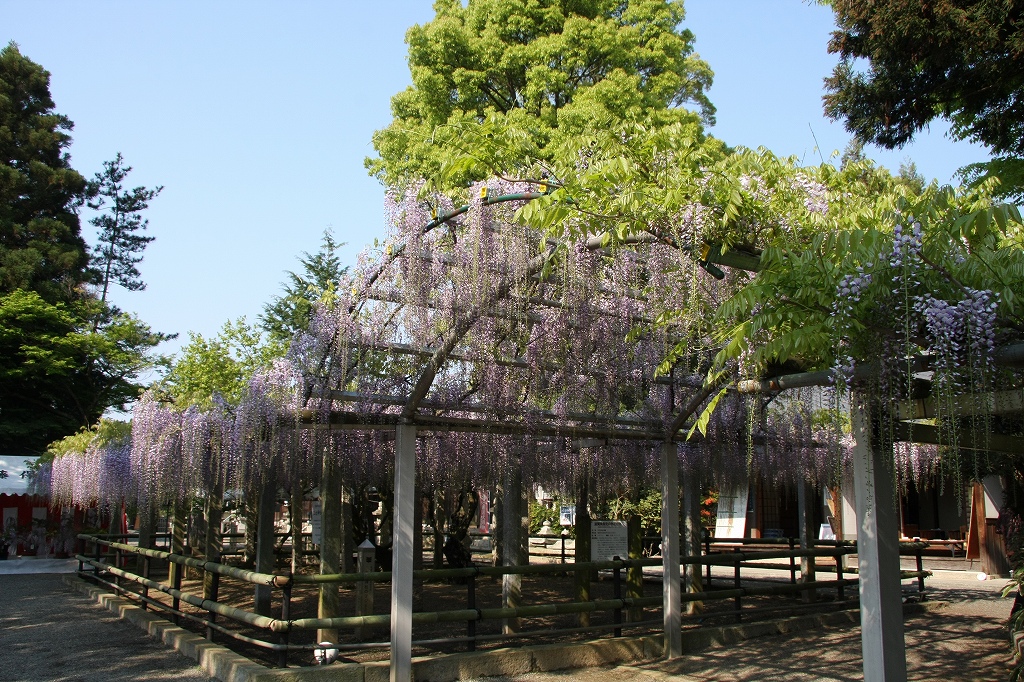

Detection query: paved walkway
(0, 572), (212, 682)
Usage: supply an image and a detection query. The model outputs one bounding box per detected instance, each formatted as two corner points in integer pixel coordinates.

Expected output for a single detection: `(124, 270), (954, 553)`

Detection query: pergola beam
(894, 421), (1024, 454)
(329, 389), (669, 429)
(736, 343), (1024, 395)
(301, 409), (677, 442)
(896, 390), (1024, 420)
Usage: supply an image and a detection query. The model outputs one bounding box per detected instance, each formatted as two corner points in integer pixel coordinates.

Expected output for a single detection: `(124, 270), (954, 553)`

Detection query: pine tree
(261, 228), (347, 343)
(87, 153), (163, 308)
(0, 42), (89, 303)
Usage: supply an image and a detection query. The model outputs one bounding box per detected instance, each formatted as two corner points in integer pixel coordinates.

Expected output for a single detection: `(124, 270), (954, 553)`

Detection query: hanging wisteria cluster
(50, 172), (857, 513)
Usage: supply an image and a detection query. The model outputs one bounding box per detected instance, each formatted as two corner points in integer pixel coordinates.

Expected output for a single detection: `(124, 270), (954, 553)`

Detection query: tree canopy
(0, 45), (170, 455)
(0, 42), (89, 303)
(368, 0), (715, 188)
(260, 228), (347, 345)
(823, 0), (1024, 198)
(87, 153), (163, 308)
(0, 290), (168, 456)
(161, 318), (277, 409)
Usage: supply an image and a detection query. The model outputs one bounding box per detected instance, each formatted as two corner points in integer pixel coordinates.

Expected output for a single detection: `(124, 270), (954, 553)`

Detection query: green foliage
(599, 488), (663, 535)
(43, 418), (131, 462)
(958, 157), (1024, 203)
(0, 43), (89, 304)
(528, 500), (559, 534)
(87, 153), (162, 306)
(0, 289), (169, 455)
(0, 45), (171, 456)
(162, 318), (279, 408)
(260, 228), (347, 344)
(824, 0), (1024, 197)
(368, 0), (715, 188)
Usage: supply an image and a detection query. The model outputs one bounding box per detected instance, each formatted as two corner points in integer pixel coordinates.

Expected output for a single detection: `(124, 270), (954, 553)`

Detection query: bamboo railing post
(836, 554), (845, 601)
(574, 475), (592, 629)
(206, 571), (220, 641)
(613, 557), (622, 637)
(626, 516), (643, 622)
(733, 548), (742, 623)
(278, 581), (292, 668)
(789, 537), (797, 592)
(171, 556), (183, 624)
(501, 465), (526, 634)
(797, 481), (817, 603)
(916, 547), (925, 597)
(682, 473), (704, 616)
(704, 535), (712, 588)
(254, 469), (277, 617)
(142, 555), (151, 611)
(169, 503), (187, 623)
(467, 569), (477, 651)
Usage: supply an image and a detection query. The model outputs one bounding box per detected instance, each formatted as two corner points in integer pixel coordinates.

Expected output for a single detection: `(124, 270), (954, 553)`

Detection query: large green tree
(0, 42), (89, 303)
(368, 0), (715, 187)
(0, 45), (171, 455)
(0, 290), (168, 455)
(161, 318), (275, 409)
(822, 0), (1024, 197)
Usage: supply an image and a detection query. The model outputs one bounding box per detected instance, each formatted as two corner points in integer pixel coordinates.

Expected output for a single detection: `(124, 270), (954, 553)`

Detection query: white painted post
(501, 466), (525, 634)
(681, 471), (704, 615)
(797, 480), (816, 602)
(661, 441), (682, 659)
(390, 424), (416, 682)
(851, 395), (907, 682)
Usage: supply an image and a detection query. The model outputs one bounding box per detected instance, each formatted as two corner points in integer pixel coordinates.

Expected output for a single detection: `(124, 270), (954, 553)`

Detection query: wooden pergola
(285, 185), (1024, 682)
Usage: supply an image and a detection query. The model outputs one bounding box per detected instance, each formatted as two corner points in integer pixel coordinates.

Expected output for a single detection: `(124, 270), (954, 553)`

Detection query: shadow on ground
(0, 574), (212, 682)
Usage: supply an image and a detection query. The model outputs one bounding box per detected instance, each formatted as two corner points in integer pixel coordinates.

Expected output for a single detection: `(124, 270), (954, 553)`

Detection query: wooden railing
(73, 531), (931, 668)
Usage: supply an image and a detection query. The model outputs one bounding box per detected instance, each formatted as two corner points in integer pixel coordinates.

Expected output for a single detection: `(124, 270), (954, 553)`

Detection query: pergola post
(851, 395), (907, 682)
(681, 471), (703, 614)
(501, 465), (526, 633)
(661, 441), (681, 659)
(204, 470), (224, 600)
(390, 423), (417, 682)
(254, 469), (277, 617)
(796, 480), (816, 602)
(318, 444), (342, 644)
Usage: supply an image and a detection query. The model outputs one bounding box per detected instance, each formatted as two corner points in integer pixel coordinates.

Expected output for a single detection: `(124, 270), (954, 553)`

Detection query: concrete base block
(532, 638), (647, 672)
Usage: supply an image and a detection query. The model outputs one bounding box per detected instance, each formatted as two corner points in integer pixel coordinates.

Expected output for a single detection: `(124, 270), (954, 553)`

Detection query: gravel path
(471, 574), (1016, 682)
(0, 573), (212, 682)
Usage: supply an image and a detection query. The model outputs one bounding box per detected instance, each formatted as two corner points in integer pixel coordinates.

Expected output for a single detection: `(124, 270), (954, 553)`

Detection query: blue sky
(3, 1), (987, 363)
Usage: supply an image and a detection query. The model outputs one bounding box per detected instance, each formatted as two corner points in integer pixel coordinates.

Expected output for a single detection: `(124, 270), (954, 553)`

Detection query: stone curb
(65, 575), (932, 682)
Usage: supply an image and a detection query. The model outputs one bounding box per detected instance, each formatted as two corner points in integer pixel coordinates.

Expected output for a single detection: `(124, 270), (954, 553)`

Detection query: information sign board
(591, 520), (628, 561)
(311, 500), (322, 546)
